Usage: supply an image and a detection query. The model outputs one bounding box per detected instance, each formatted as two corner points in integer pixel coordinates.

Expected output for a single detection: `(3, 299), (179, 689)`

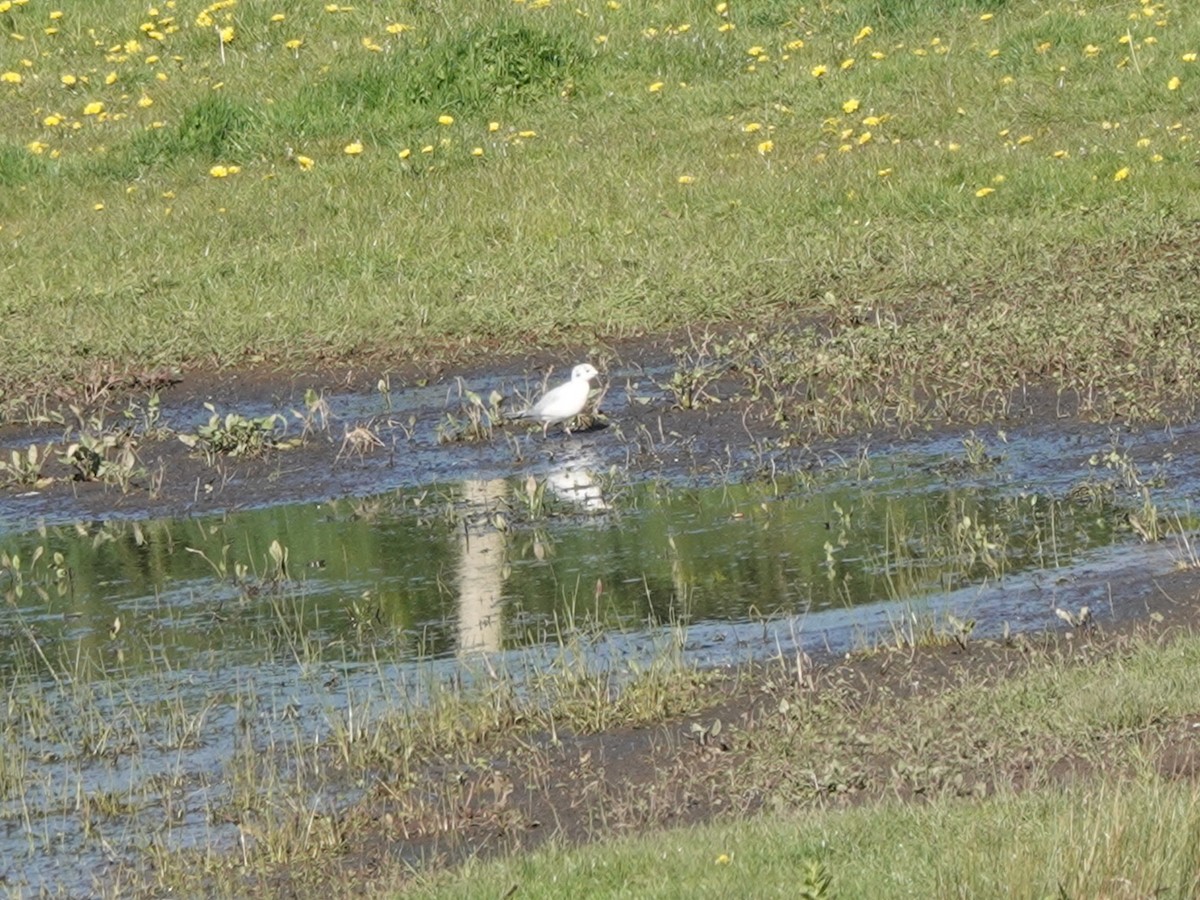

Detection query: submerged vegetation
(0, 0), (1198, 431)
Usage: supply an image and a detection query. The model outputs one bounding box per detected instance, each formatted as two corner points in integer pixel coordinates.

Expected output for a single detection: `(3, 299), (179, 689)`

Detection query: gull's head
(571, 363), (599, 382)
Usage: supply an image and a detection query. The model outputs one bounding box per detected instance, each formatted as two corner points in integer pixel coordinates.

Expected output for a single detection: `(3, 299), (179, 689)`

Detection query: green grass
(0, 0), (1197, 417)
(415, 777), (1200, 899)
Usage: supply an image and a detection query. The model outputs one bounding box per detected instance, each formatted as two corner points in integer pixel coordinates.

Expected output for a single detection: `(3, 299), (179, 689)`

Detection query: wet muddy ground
(272, 600), (1200, 899)
(5, 340), (1200, 896)
(0, 335), (1184, 525)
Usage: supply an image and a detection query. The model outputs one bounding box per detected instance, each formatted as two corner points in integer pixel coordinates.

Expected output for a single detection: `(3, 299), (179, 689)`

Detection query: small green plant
(178, 404), (290, 461)
(1088, 442), (1169, 542)
(437, 382), (503, 444)
(0, 443), (53, 488)
(125, 391), (170, 440)
(658, 332), (729, 410)
(61, 431), (143, 491)
(291, 387), (331, 439)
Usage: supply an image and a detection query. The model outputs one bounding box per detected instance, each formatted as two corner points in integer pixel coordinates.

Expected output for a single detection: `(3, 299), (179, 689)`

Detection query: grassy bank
(409, 626), (1200, 900)
(0, 0), (1198, 419)
(417, 777), (1200, 898)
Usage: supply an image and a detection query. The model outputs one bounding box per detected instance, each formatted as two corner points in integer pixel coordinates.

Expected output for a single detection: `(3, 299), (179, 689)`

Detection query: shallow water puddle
(0, 425), (1194, 893)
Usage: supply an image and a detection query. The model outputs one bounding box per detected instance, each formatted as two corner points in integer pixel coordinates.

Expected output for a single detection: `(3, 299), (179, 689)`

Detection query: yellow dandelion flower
(948, 142), (962, 152)
(979, 12), (994, 21)
(518, 130), (537, 138)
(718, 22), (735, 33)
(488, 121), (500, 132)
(270, 14), (285, 23)
(975, 187), (995, 197)
(842, 98), (860, 114)
(870, 50), (886, 60)
(1136, 137), (1151, 148)
(61, 73), (77, 86)
(420, 145), (434, 154)
(285, 39), (303, 50)
(992, 174), (1006, 184)
(678, 174), (696, 184)
(594, 34), (608, 44)
(988, 48), (1000, 58)
(137, 95), (153, 108)
(26, 140), (47, 154)
(715, 854), (731, 865)
(757, 139), (774, 154)
(295, 154), (314, 170)
(93, 203), (104, 211)
(398, 148), (411, 159)
(43, 113), (62, 126)
(218, 26), (234, 44)
(715, 2), (728, 13)
(648, 81), (664, 92)
(840, 58), (855, 70)
(83, 101), (104, 116)
(810, 64), (827, 77)
(786, 39), (804, 51)
(1183, 53), (1198, 63)
(853, 26), (872, 45)
(877, 167), (892, 177)
(1083, 44), (1100, 58)
(209, 165), (229, 177)
(1113, 167), (1130, 181)
(1052, 149), (1069, 159)
(746, 46), (763, 57)
(49, 10), (63, 19)
(857, 131), (872, 145)
(471, 147), (483, 157)
(438, 114), (454, 126)
(1168, 76), (1181, 91)
(1, 71), (22, 84)
(1151, 153), (1164, 163)
(105, 71), (118, 85)
(344, 141), (363, 155)
(742, 122), (761, 133)
(361, 37), (382, 52)
(386, 23), (410, 34)
(1016, 134), (1033, 145)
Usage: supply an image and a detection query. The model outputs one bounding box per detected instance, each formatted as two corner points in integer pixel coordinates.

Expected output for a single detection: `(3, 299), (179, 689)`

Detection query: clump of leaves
(437, 382), (503, 444)
(657, 331), (730, 410)
(61, 431), (142, 490)
(179, 404), (293, 461)
(0, 443), (53, 488)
